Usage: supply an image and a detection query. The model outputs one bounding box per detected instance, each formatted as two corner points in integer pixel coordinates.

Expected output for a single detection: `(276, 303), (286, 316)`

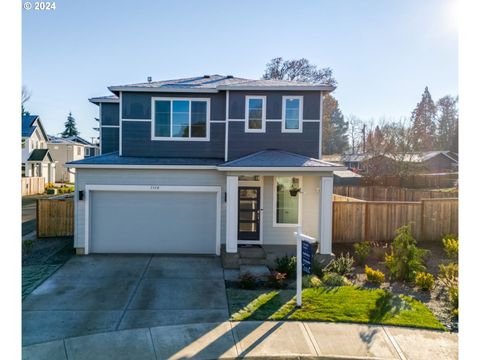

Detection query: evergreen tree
(322, 95), (349, 154)
(436, 95), (458, 152)
(410, 87), (437, 151)
(61, 112), (80, 137)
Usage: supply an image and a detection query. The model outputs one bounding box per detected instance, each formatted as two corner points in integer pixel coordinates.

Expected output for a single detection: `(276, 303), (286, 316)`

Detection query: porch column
(226, 175), (239, 253)
(319, 176), (333, 254)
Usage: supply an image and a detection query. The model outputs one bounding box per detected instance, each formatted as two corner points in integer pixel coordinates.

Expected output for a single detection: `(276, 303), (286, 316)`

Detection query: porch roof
(27, 149), (54, 163)
(218, 150), (344, 171)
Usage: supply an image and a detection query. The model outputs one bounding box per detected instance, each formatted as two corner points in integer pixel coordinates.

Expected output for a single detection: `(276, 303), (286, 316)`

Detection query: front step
(221, 245), (269, 269)
(238, 246), (266, 259)
(239, 265), (271, 280)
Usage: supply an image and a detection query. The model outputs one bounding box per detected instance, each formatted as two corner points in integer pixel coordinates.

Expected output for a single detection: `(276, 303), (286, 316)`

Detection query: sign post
(295, 224), (316, 307)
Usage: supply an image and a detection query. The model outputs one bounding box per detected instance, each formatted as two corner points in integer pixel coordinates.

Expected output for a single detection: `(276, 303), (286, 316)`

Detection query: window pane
(276, 177), (299, 224)
(285, 98), (300, 129)
(155, 100), (171, 137)
(172, 100), (189, 137)
(191, 101), (207, 138)
(248, 98), (263, 129)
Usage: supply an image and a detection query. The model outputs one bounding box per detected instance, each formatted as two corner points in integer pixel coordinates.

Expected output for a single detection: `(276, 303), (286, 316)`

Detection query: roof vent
(226, 75), (234, 78)
(147, 76), (152, 83)
(203, 75), (211, 78)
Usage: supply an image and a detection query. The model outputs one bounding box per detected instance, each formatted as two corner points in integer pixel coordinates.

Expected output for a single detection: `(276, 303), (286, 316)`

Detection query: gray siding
(122, 91), (226, 120)
(101, 103), (119, 125)
(101, 127), (119, 154)
(228, 121), (320, 160)
(74, 169), (227, 250)
(122, 121), (225, 158)
(228, 91), (321, 120)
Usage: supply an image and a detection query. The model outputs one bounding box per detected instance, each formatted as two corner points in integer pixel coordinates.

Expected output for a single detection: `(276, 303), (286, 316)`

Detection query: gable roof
(22, 114), (49, 140)
(401, 151), (458, 163)
(27, 149), (53, 162)
(107, 74), (335, 94)
(218, 150), (344, 171)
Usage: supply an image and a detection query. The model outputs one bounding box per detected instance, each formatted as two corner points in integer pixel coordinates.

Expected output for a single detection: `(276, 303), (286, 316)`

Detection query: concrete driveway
(22, 255), (229, 346)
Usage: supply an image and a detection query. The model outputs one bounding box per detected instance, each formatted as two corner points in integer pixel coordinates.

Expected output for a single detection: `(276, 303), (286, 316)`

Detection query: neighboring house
(341, 153), (397, 176)
(22, 114), (55, 183)
(64, 135), (100, 158)
(67, 74), (344, 256)
(47, 136), (87, 183)
(400, 151), (458, 173)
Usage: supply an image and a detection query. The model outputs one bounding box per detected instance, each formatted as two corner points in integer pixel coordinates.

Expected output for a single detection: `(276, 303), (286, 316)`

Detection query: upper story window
(282, 96), (303, 133)
(245, 96), (266, 133)
(152, 98), (210, 141)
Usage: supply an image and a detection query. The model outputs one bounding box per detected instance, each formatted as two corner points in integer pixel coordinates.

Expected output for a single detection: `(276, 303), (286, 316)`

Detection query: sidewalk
(22, 321), (457, 360)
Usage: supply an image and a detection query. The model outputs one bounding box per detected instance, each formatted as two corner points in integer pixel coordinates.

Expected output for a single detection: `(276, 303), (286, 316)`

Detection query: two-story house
(67, 75), (343, 256)
(47, 136), (87, 183)
(22, 114), (55, 183)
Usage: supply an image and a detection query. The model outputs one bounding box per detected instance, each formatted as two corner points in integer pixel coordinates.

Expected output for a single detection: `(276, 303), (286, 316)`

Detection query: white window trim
(282, 96), (303, 133)
(150, 97), (211, 141)
(245, 96), (266, 133)
(272, 176), (303, 227)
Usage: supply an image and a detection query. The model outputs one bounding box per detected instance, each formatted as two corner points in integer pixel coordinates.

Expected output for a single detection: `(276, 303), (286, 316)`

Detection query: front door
(238, 187), (261, 241)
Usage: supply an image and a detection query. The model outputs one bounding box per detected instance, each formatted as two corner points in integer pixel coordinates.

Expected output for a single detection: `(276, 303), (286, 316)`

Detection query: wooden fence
(37, 198), (74, 237)
(334, 185), (458, 202)
(21, 177), (45, 196)
(333, 198), (458, 243)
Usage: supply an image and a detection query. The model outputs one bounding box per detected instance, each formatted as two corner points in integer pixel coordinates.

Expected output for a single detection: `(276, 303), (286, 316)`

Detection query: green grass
(228, 286), (444, 331)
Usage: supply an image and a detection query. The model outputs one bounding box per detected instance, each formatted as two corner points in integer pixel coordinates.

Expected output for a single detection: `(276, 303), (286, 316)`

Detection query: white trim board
(84, 184), (222, 256)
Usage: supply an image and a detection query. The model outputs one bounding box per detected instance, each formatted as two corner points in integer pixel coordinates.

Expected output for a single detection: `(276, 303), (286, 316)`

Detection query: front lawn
(228, 286), (444, 331)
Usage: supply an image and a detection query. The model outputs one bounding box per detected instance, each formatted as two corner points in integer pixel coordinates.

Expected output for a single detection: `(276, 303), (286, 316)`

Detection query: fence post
(420, 199), (425, 241)
(363, 202), (369, 242)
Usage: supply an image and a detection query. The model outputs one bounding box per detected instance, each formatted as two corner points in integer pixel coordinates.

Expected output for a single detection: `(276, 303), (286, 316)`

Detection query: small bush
(438, 263), (458, 288)
(384, 225), (427, 282)
(442, 236), (458, 259)
(449, 285), (458, 310)
(302, 274), (322, 288)
(239, 272), (257, 289)
(415, 272), (435, 291)
(325, 252), (355, 277)
(322, 272), (350, 287)
(23, 240), (34, 253)
(353, 242), (371, 265)
(45, 182), (55, 189)
(268, 271), (287, 289)
(364, 265), (385, 285)
(275, 255), (296, 278)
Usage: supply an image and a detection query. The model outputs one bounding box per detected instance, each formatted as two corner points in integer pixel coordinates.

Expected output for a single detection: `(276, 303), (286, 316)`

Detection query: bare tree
(22, 86), (31, 115)
(346, 115), (364, 154)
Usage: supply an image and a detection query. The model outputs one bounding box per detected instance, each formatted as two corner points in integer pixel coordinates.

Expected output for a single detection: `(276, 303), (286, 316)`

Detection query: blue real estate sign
(301, 240), (313, 274)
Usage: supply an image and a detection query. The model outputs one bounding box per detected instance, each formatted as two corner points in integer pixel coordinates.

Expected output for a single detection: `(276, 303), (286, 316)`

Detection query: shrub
(302, 274), (322, 288)
(268, 271), (287, 289)
(322, 272), (350, 287)
(364, 265), (385, 285)
(442, 236), (458, 259)
(384, 225), (427, 282)
(239, 272), (257, 289)
(45, 182), (55, 189)
(275, 255), (296, 278)
(23, 239), (34, 253)
(415, 272), (435, 291)
(325, 252), (355, 277)
(438, 263), (458, 289)
(449, 284), (459, 310)
(353, 242), (371, 265)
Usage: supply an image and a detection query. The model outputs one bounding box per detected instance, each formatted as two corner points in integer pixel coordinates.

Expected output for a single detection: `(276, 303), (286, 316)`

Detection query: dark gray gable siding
(228, 121), (320, 160)
(101, 127), (119, 154)
(101, 103), (119, 126)
(122, 121), (225, 158)
(228, 90), (321, 120)
(122, 91), (226, 120)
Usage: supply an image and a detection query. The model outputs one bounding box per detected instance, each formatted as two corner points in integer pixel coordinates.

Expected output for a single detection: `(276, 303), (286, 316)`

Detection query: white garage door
(89, 190), (218, 254)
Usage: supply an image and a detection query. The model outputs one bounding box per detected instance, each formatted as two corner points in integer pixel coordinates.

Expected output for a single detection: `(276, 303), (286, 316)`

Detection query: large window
(245, 96), (266, 132)
(153, 98), (209, 140)
(274, 177), (301, 225)
(282, 96), (303, 132)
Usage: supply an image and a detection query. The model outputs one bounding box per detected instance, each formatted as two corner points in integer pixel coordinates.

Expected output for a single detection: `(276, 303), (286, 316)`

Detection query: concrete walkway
(22, 321), (457, 360)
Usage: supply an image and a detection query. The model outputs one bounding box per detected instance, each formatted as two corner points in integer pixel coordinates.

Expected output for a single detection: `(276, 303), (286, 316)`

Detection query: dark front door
(238, 187), (261, 241)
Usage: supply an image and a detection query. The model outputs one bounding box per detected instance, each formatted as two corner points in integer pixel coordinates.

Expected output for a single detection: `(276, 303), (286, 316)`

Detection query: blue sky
(22, 0), (458, 140)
